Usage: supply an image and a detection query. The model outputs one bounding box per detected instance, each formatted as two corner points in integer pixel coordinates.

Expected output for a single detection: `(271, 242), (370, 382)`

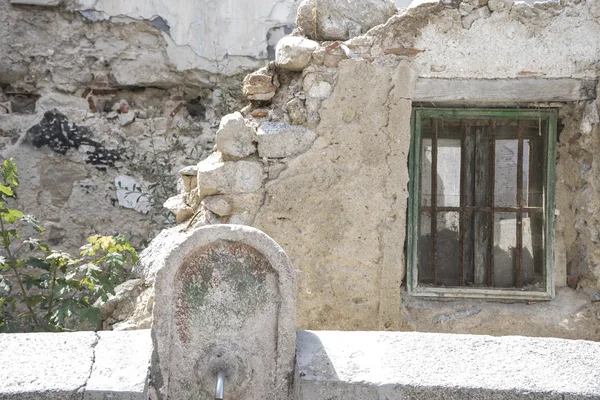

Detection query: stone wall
(0, 0), (301, 253)
(155, 0), (600, 339)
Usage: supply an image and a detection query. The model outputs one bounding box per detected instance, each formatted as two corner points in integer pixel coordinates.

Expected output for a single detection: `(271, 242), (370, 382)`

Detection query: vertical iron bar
(459, 121), (467, 286)
(431, 118), (438, 285)
(487, 120), (495, 287)
(516, 121), (524, 288)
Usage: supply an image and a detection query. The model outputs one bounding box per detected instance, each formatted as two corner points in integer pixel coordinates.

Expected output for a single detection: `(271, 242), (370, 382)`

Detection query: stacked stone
(165, 28), (333, 225)
(165, 0), (398, 228)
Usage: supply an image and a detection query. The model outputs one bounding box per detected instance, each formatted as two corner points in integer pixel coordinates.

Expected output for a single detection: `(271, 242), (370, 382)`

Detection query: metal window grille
(408, 109), (557, 300)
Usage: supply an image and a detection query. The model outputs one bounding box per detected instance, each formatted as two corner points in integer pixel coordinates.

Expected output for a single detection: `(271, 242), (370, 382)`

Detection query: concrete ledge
(0, 330), (151, 400)
(295, 330), (600, 399)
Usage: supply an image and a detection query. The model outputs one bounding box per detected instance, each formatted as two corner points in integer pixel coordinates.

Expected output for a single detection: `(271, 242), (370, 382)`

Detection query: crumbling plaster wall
(73, 0), (301, 75)
(158, 0), (600, 339)
(0, 0), (301, 255)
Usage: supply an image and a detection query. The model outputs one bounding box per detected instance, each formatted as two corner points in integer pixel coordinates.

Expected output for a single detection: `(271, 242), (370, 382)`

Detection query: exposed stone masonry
(2, 0), (599, 338)
(152, 0), (600, 338)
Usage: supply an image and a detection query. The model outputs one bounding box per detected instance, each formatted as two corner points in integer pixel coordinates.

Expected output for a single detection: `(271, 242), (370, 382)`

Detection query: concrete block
(295, 331), (600, 399)
(0, 330), (152, 400)
(84, 330), (152, 400)
(0, 331), (98, 399)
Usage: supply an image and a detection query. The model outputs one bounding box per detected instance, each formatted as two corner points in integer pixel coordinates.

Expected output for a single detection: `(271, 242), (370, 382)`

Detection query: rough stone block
(84, 330), (152, 400)
(163, 193), (194, 223)
(488, 0), (514, 12)
(243, 64), (278, 101)
(303, 73), (334, 99)
(196, 154), (264, 199)
(275, 36), (320, 71)
(215, 112), (257, 158)
(285, 98), (308, 125)
(151, 224), (296, 400)
(36, 92), (89, 113)
(201, 195), (232, 216)
(295, 331), (600, 399)
(257, 122), (317, 158)
(296, 0), (397, 40)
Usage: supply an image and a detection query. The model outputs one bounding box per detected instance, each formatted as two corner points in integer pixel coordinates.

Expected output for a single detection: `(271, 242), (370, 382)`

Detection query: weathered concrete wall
(153, 0), (600, 339)
(254, 59), (413, 330)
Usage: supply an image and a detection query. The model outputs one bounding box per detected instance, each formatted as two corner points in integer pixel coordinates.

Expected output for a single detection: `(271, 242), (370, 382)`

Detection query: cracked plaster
(74, 0), (302, 75)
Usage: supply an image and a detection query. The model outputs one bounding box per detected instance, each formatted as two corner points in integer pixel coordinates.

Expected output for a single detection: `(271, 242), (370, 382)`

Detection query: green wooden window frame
(408, 108), (557, 300)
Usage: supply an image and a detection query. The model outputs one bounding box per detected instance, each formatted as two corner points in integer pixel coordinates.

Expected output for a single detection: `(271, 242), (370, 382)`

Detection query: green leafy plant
(0, 159), (138, 332)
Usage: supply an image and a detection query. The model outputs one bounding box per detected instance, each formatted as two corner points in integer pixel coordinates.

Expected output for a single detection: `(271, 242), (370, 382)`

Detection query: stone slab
(0, 331), (98, 400)
(84, 330), (152, 400)
(0, 330), (152, 400)
(295, 330), (600, 399)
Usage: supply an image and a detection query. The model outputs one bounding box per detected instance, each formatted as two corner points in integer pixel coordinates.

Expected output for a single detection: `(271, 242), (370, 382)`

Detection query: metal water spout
(215, 370), (225, 399)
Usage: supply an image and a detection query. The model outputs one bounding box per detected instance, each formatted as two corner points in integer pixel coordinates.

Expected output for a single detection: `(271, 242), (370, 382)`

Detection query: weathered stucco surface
(254, 60), (414, 330)
(153, 0), (600, 339)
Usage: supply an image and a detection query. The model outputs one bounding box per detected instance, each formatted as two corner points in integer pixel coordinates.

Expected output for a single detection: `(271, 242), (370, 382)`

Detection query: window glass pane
(436, 212), (460, 286)
(523, 211), (545, 290)
(494, 139), (518, 208)
(437, 139), (461, 207)
(493, 212), (517, 288)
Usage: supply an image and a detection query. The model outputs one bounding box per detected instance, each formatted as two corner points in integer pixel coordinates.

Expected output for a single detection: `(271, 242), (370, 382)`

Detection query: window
(407, 109), (557, 300)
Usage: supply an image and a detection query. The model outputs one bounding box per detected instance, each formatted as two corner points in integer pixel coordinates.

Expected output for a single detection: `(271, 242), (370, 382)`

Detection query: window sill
(408, 285), (554, 301)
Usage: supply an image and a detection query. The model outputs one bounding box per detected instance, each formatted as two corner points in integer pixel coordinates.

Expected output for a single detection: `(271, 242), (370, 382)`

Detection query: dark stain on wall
(27, 110), (119, 167)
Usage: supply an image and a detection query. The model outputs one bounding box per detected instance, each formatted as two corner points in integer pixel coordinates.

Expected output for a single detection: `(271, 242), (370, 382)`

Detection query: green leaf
(0, 185), (13, 196)
(26, 295), (44, 307)
(2, 209), (23, 223)
(27, 257), (51, 271)
(2, 159), (19, 186)
(23, 274), (43, 289)
(80, 306), (102, 327)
